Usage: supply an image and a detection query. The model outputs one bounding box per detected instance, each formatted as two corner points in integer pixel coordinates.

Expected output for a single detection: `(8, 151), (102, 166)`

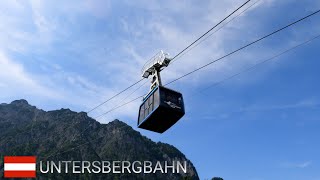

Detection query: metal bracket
(141, 50), (171, 92)
(141, 50), (171, 79)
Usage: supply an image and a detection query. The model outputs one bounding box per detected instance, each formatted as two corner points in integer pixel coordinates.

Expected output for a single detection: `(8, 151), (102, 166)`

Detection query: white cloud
(0, 0), (318, 123)
(0, 51), (61, 99)
(117, 0), (283, 89)
(281, 161), (312, 169)
(30, 1), (56, 41)
(239, 98), (320, 113)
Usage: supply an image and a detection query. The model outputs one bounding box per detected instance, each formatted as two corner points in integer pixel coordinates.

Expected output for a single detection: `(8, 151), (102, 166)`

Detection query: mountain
(0, 100), (199, 180)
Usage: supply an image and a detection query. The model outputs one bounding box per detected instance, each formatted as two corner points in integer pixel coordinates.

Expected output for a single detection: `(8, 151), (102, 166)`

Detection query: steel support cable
(36, 34), (320, 160)
(34, 10), (320, 161)
(89, 0), (253, 115)
(170, 0), (261, 64)
(38, 33), (320, 162)
(87, 78), (145, 113)
(171, 0), (252, 61)
(35, 10), (320, 162)
(165, 9), (320, 86)
(95, 80), (149, 119)
(93, 0), (255, 118)
(19, 0), (320, 164)
(192, 34), (320, 97)
(95, 9), (320, 118)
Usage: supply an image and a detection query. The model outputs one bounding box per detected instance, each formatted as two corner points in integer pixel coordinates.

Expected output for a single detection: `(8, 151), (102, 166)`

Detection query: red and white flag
(4, 156), (36, 178)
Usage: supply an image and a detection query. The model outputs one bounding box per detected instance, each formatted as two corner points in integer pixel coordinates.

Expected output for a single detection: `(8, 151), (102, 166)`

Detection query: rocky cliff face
(0, 100), (199, 179)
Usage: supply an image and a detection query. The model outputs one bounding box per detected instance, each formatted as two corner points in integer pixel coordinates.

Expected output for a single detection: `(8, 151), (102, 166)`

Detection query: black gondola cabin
(138, 85), (185, 133)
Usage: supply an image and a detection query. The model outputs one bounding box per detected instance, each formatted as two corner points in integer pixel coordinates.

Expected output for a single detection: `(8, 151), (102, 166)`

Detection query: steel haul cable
(87, 0), (252, 114)
(28, 5), (320, 162)
(171, 0), (252, 61)
(96, 80), (149, 120)
(38, 33), (320, 161)
(1, 0), (250, 143)
(170, 0), (261, 64)
(95, 9), (320, 118)
(193, 34), (320, 96)
(165, 9), (320, 86)
(87, 78), (145, 113)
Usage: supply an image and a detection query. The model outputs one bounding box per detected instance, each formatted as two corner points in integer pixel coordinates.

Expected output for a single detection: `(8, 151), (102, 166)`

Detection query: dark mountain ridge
(0, 99), (199, 179)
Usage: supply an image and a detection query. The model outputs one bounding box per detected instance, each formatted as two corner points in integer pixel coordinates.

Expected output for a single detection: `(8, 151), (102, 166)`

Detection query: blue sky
(1, 0), (320, 179)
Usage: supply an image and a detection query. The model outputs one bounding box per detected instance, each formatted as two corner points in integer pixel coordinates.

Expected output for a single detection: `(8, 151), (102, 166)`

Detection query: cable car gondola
(138, 51), (185, 133)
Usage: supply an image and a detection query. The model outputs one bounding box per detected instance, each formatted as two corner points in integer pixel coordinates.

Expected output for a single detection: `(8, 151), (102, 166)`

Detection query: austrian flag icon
(4, 156), (36, 178)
